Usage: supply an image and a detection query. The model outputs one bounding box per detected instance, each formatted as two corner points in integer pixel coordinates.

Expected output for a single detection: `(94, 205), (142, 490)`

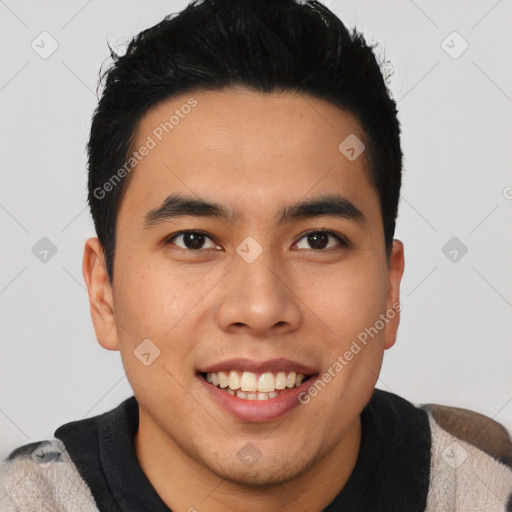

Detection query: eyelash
(164, 229), (349, 252)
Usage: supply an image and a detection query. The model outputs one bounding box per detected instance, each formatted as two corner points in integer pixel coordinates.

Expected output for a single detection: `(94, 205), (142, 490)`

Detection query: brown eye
(166, 231), (221, 251)
(294, 230), (348, 251)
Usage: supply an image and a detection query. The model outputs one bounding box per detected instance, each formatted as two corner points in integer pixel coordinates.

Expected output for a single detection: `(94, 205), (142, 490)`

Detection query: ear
(383, 239), (405, 350)
(82, 237), (119, 351)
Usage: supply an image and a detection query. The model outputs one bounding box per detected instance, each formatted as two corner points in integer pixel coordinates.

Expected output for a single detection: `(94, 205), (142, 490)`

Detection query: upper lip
(197, 358), (317, 375)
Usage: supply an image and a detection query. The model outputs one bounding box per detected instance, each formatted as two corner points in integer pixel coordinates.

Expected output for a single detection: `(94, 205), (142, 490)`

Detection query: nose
(215, 244), (302, 338)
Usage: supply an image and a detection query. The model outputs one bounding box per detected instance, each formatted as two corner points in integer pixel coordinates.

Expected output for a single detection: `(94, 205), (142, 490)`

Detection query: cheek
(303, 258), (388, 344)
(114, 262), (202, 341)
(112, 263), (207, 383)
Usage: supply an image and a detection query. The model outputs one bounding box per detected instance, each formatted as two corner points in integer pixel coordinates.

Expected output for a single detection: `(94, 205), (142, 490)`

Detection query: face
(83, 88), (404, 487)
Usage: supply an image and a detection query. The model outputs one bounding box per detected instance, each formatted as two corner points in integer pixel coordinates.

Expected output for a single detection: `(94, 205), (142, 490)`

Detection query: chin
(202, 451), (314, 489)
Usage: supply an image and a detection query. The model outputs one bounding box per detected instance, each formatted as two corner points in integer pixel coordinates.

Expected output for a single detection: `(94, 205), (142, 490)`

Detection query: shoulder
(0, 438), (98, 511)
(422, 402), (512, 467)
(419, 402), (512, 511)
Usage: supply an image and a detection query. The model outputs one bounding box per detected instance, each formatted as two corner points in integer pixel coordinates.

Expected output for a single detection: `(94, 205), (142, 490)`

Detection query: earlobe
(82, 237), (120, 351)
(384, 239), (405, 350)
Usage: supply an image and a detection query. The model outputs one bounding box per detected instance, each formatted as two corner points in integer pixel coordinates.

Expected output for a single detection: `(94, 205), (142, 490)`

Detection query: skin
(83, 88), (405, 512)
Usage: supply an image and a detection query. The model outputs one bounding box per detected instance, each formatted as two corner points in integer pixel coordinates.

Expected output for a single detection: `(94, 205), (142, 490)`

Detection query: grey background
(1, 0), (511, 456)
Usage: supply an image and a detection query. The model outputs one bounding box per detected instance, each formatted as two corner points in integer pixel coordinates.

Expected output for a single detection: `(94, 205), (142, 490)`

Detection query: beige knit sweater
(1, 402), (511, 511)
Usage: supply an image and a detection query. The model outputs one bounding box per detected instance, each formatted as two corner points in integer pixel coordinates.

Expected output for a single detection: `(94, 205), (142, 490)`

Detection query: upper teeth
(205, 371), (306, 392)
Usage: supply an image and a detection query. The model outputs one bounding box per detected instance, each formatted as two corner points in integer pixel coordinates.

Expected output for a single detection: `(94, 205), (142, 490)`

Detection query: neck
(135, 408), (361, 512)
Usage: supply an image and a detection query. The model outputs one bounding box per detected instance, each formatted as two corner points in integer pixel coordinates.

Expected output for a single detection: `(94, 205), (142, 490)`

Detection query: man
(1, 0), (511, 510)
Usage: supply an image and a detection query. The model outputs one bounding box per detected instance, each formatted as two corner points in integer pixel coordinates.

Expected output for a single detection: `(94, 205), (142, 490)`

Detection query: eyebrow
(143, 192), (365, 228)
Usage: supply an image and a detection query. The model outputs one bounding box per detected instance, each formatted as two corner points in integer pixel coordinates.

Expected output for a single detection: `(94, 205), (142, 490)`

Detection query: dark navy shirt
(8, 388), (431, 511)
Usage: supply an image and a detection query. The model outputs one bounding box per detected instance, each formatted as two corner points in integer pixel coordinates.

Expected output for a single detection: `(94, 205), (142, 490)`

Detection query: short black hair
(87, 0), (402, 284)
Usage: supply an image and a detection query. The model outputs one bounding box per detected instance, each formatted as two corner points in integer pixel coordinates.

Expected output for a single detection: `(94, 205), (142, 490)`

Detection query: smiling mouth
(200, 370), (315, 401)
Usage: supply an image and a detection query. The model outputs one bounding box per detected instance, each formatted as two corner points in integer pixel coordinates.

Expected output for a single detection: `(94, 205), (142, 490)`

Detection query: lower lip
(198, 374), (317, 422)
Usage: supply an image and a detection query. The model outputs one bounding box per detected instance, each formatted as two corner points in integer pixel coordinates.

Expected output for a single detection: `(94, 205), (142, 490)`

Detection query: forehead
(118, 88), (379, 227)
